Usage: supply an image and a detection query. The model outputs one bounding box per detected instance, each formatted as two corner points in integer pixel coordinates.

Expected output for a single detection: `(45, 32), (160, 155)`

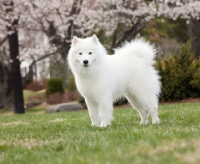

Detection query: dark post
(4, 0), (25, 113)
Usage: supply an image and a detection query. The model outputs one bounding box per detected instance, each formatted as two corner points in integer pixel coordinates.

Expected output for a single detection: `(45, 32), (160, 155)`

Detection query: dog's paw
(91, 123), (99, 127)
(100, 122), (111, 128)
(152, 117), (160, 124)
(140, 119), (148, 125)
(91, 119), (100, 127)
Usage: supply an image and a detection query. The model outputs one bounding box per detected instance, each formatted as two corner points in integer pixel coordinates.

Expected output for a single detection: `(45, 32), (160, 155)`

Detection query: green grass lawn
(0, 103), (200, 164)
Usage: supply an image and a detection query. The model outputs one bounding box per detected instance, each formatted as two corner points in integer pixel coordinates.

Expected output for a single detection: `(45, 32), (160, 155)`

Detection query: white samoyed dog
(68, 35), (161, 127)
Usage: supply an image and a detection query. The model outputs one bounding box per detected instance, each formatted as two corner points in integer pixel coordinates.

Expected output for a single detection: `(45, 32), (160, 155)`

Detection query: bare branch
(0, 35), (7, 46)
(30, 48), (60, 68)
(115, 19), (148, 48)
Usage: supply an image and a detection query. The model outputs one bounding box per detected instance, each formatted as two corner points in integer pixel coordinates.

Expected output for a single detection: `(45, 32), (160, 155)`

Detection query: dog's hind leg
(148, 108), (160, 124)
(125, 93), (149, 125)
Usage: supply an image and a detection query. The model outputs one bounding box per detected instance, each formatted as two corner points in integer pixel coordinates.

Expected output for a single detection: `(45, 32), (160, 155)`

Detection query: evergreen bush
(156, 39), (200, 101)
(68, 74), (76, 92)
(113, 97), (128, 106)
(46, 78), (64, 98)
(78, 96), (128, 108)
(78, 96), (87, 108)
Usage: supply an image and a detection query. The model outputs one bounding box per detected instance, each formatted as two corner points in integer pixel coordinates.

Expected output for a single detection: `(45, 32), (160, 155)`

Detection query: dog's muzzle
(83, 60), (89, 67)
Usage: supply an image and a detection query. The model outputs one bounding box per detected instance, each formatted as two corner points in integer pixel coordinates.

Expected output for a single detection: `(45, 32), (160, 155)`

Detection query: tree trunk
(114, 19), (148, 49)
(0, 62), (6, 108)
(188, 19), (200, 58)
(4, 0), (25, 113)
(0, 60), (14, 110)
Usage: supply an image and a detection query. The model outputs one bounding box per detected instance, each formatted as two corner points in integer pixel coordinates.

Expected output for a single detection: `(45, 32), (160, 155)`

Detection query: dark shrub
(68, 74), (76, 92)
(113, 97), (128, 106)
(78, 96), (87, 108)
(78, 96), (128, 108)
(156, 39), (200, 101)
(46, 78), (64, 98)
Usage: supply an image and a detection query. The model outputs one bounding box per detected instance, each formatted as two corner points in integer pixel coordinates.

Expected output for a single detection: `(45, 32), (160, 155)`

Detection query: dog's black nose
(83, 60), (88, 65)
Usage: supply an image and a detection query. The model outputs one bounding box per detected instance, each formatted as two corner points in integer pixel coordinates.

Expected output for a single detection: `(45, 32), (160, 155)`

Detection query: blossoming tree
(0, 0), (200, 110)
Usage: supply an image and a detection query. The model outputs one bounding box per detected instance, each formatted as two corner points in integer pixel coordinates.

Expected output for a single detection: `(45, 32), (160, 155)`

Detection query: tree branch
(0, 35), (8, 46)
(30, 49), (60, 67)
(67, 0), (84, 40)
(22, 49), (60, 88)
(115, 19), (148, 48)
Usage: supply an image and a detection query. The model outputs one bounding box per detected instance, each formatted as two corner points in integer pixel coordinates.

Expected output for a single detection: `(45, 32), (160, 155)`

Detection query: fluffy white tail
(114, 38), (156, 65)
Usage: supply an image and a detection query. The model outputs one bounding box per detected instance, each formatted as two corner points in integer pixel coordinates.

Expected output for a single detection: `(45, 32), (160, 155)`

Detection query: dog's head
(68, 35), (106, 70)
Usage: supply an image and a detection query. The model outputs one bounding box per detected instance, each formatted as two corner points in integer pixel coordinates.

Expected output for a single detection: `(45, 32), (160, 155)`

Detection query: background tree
(4, 0), (25, 113)
(0, 0), (200, 109)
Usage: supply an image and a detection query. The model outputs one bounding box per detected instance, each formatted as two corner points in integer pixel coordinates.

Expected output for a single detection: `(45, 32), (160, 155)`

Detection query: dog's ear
(92, 34), (99, 44)
(72, 36), (79, 46)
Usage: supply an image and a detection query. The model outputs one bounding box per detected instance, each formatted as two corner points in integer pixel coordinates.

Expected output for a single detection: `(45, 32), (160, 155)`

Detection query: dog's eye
(79, 52), (82, 55)
(89, 52), (92, 55)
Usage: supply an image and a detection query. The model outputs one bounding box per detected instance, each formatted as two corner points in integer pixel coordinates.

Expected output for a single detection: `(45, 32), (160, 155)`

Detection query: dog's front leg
(99, 97), (114, 127)
(85, 98), (99, 127)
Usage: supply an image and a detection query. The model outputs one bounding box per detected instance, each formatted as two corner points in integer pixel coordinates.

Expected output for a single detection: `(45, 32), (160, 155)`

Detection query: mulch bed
(116, 97), (200, 108)
(160, 97), (200, 105)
